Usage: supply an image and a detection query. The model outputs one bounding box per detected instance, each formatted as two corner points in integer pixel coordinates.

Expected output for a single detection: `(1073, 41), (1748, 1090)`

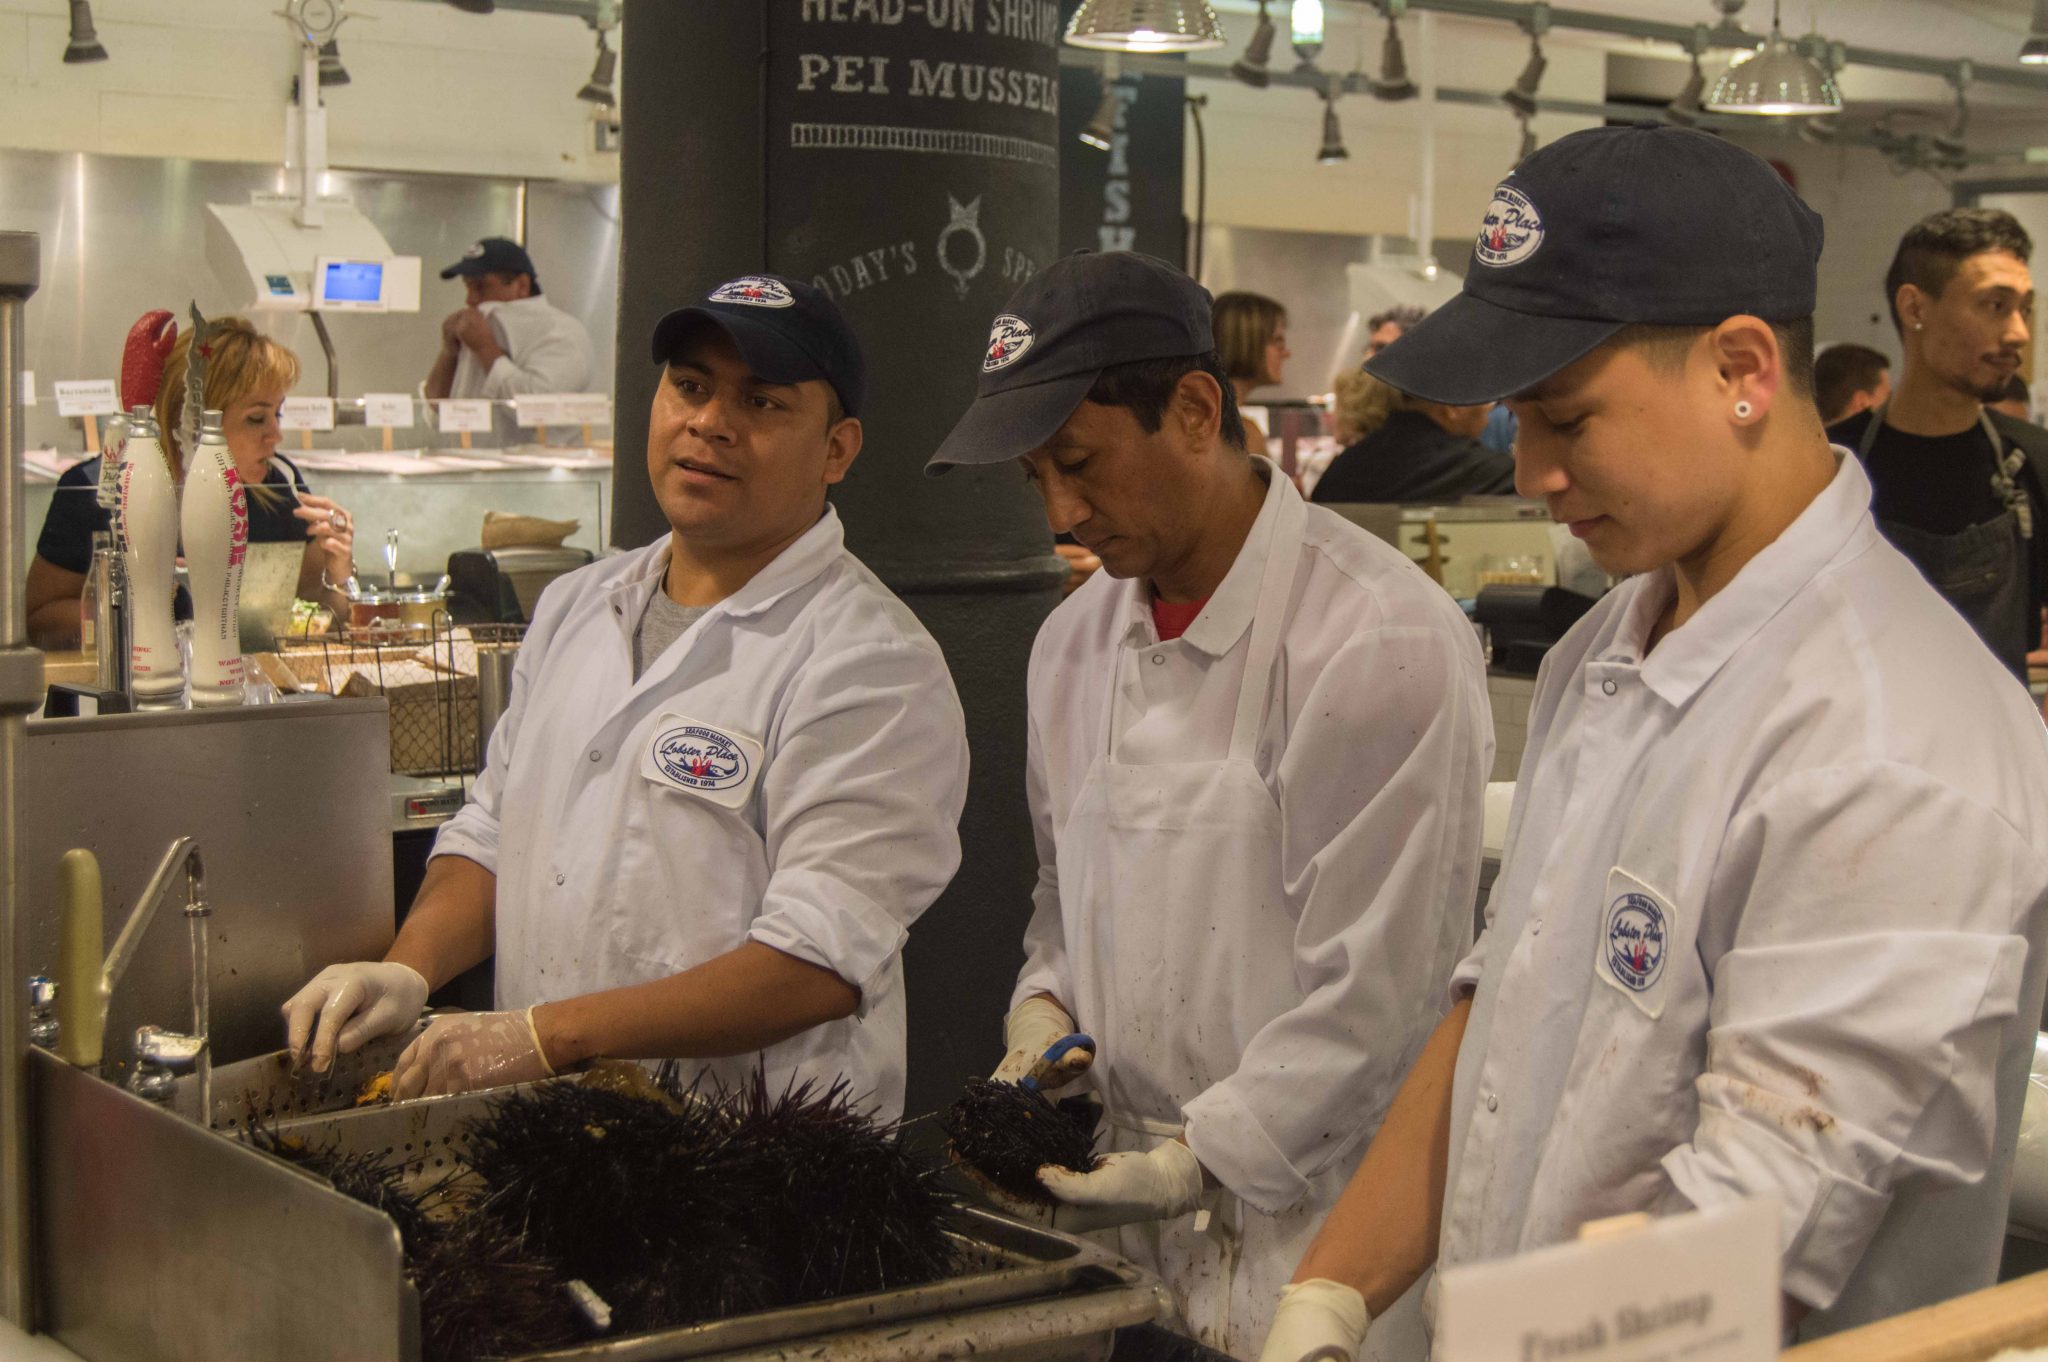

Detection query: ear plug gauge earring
(1734, 400), (1754, 420)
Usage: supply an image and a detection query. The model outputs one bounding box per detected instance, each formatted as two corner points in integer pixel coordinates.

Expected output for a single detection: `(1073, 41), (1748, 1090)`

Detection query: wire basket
(279, 615), (491, 776)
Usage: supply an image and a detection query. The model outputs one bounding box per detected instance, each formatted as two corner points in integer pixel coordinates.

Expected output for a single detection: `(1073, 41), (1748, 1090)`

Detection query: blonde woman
(28, 318), (354, 649)
(1212, 291), (1290, 445)
(1310, 374), (1514, 505)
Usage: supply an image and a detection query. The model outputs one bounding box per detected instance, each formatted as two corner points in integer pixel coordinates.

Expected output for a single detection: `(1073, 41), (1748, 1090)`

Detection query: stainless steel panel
(31, 1048), (411, 1362)
(0, 147), (619, 455)
(18, 699), (394, 1076)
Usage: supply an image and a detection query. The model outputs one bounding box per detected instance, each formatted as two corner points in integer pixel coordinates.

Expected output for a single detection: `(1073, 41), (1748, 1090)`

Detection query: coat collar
(1115, 458), (1301, 660)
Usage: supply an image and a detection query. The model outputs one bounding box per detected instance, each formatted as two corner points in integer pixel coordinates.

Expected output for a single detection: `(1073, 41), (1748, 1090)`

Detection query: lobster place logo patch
(983, 314), (1035, 372)
(651, 724), (751, 792)
(1604, 891), (1667, 993)
(710, 276), (795, 308)
(1475, 185), (1544, 268)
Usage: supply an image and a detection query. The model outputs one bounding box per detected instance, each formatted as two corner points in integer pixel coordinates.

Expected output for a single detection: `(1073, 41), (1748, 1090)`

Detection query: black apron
(1857, 407), (2034, 680)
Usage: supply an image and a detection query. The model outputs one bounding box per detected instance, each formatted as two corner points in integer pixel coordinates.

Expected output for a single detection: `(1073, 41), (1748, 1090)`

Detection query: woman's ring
(331, 510), (350, 532)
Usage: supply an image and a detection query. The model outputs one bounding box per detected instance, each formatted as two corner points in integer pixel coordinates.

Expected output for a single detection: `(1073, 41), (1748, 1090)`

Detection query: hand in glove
(282, 961), (430, 1073)
(1036, 1138), (1205, 1234)
(391, 1007), (555, 1100)
(994, 995), (1095, 1090)
(1258, 1279), (1371, 1362)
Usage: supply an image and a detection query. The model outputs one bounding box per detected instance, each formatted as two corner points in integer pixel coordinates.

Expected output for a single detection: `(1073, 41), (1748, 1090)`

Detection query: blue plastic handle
(1021, 1032), (1097, 1091)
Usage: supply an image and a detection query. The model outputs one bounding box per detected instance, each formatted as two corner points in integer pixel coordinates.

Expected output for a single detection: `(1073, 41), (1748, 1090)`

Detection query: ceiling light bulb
(1704, 0), (1840, 116)
(2024, 0), (2048, 64)
(1231, 0), (1276, 87)
(1318, 95), (1348, 165)
(1066, 0), (1225, 52)
(63, 0), (107, 62)
(1502, 37), (1546, 118)
(1080, 74), (1120, 150)
(1374, 15), (1417, 101)
(577, 37), (617, 106)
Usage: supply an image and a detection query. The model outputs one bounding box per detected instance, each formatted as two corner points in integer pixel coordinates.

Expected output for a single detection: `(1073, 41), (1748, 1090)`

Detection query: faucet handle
(26, 975), (57, 1050)
(127, 1024), (205, 1104)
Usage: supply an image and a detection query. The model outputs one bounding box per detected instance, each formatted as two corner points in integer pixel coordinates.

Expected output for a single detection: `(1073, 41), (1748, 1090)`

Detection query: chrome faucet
(101, 837), (211, 1113)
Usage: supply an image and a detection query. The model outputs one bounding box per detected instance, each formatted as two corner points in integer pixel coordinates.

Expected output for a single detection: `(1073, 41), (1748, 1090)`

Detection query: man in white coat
(425, 237), (596, 404)
(1262, 126), (2048, 1361)
(285, 274), (968, 1121)
(927, 252), (1493, 1358)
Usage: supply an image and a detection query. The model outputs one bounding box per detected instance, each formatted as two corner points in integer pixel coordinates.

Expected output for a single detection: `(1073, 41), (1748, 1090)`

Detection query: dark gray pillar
(617, 0), (1065, 1118)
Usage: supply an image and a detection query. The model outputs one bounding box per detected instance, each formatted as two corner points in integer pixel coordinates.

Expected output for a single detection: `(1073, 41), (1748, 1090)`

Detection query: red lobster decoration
(119, 310), (178, 412)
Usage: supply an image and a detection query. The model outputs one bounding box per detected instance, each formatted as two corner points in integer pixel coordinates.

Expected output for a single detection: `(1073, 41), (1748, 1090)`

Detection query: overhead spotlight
(577, 30), (617, 106)
(2023, 0), (2048, 64)
(1317, 85), (1348, 165)
(1231, 0), (1275, 87)
(316, 37), (350, 86)
(1290, 0), (1324, 70)
(1502, 33), (1547, 118)
(1373, 8), (1417, 101)
(1705, 0), (1840, 116)
(62, 0), (107, 63)
(1066, 0), (1224, 52)
(1666, 26), (1706, 125)
(1080, 64), (1122, 150)
(1516, 115), (1537, 165)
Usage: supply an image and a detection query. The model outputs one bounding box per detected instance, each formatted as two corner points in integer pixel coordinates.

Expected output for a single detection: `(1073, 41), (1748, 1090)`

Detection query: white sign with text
(437, 399), (493, 434)
(1435, 1200), (1781, 1362)
(53, 379), (119, 418)
(362, 393), (415, 429)
(279, 396), (336, 431)
(21, 371), (34, 406)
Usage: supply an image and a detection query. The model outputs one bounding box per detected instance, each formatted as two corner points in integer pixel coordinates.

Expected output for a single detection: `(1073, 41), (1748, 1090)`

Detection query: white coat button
(1486, 1092), (1499, 1113)
(1152, 653), (1165, 666)
(589, 750), (602, 762)
(1601, 679), (1618, 696)
(554, 873), (565, 886)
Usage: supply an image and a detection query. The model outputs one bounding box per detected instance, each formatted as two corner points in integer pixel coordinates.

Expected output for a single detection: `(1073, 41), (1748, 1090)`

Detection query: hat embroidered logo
(710, 276), (796, 309)
(1475, 185), (1545, 268)
(463, 243), (485, 259)
(983, 314), (1034, 372)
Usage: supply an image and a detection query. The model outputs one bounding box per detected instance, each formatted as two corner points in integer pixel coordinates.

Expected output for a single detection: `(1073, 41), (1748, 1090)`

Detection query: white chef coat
(1017, 463), (1490, 1353)
(449, 294), (596, 402)
(1442, 452), (2048, 1333)
(431, 508), (969, 1122)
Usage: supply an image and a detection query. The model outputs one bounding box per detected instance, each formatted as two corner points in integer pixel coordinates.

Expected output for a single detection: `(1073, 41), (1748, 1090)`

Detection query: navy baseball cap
(440, 237), (540, 288)
(1368, 124), (1824, 406)
(927, 251), (1214, 473)
(650, 275), (867, 418)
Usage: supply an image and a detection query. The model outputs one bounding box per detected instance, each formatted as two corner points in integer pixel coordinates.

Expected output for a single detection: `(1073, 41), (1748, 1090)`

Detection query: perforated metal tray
(245, 1075), (1168, 1361)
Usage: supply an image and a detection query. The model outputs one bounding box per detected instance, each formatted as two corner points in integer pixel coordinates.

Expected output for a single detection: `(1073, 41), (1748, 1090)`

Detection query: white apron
(1055, 489), (1424, 1358)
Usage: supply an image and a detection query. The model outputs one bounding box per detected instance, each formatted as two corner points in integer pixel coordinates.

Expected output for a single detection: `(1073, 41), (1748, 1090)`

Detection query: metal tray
(168, 1023), (425, 1131)
(244, 1075), (1168, 1362)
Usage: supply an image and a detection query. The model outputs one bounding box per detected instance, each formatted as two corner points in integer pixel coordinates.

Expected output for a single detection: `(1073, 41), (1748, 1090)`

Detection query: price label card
(21, 371), (34, 406)
(362, 392), (415, 429)
(53, 379), (119, 418)
(437, 399), (493, 434)
(1436, 1199), (1780, 1362)
(512, 395), (565, 428)
(556, 393), (612, 426)
(278, 396), (336, 431)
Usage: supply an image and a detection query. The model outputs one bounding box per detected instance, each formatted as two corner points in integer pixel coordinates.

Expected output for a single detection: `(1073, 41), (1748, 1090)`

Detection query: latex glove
(283, 961), (430, 1074)
(1036, 1138), (1205, 1233)
(1258, 1279), (1371, 1362)
(994, 995), (1094, 1090)
(391, 1007), (554, 1100)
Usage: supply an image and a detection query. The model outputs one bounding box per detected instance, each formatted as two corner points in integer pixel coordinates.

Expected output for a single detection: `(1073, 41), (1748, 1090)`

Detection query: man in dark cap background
(1261, 126), (2048, 1362)
(425, 235), (596, 403)
(287, 274), (967, 1123)
(930, 251), (1492, 1358)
